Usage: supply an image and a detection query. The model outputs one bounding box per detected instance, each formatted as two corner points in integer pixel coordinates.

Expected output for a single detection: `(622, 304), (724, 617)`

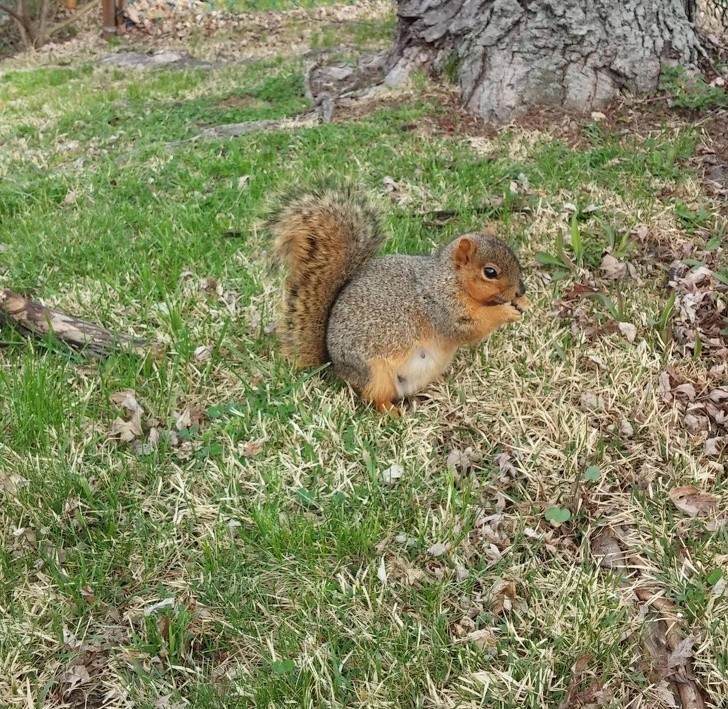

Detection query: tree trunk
(386, 0), (703, 123)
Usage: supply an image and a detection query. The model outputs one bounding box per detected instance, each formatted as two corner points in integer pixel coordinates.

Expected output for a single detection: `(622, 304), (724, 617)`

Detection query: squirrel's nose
(516, 279), (526, 298)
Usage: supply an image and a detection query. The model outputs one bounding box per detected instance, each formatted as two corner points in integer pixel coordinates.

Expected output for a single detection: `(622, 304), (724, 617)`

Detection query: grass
(1, 7), (728, 708)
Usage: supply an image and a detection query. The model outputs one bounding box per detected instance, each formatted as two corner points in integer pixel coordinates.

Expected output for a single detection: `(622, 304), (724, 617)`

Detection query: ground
(0, 3), (727, 708)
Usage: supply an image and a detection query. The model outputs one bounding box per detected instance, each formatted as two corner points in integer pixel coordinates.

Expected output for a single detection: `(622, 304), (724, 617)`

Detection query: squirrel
(267, 185), (529, 414)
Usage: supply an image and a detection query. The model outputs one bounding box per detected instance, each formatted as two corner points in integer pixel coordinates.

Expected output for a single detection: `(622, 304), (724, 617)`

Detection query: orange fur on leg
(362, 358), (401, 416)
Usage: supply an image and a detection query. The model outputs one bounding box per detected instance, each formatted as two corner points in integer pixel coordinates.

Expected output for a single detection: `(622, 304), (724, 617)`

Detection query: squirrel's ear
(453, 237), (477, 268)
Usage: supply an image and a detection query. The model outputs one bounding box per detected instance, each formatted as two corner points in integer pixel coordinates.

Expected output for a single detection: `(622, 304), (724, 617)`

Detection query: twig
(0, 1), (31, 31)
(46, 0), (101, 35)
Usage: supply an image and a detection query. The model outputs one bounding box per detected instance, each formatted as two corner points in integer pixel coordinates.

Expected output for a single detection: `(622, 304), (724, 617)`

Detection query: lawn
(1, 4), (727, 707)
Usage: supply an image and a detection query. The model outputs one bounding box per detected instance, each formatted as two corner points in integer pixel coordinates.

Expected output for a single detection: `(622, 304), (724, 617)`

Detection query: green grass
(1, 17), (728, 709)
(659, 65), (727, 111)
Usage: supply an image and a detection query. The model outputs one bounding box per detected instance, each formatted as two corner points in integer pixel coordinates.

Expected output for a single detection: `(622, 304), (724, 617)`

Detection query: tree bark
(387, 0), (703, 123)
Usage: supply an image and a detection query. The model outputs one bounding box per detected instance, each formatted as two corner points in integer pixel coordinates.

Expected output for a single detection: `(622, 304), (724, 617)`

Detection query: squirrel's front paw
(499, 302), (523, 323)
(503, 295), (530, 322)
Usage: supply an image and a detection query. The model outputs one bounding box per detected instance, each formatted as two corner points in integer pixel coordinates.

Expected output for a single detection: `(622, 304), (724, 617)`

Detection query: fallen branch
(0, 289), (147, 358)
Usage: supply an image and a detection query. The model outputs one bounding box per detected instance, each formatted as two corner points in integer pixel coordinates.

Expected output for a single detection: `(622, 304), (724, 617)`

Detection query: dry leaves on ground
(659, 365), (728, 454)
(669, 486), (720, 518)
(108, 389), (144, 442)
(668, 261), (727, 360)
(590, 528), (709, 708)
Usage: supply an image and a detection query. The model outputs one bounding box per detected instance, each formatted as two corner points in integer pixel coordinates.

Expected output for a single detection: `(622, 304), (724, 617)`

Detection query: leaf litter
(668, 259), (727, 360)
(590, 526), (709, 707)
(659, 365), (728, 455)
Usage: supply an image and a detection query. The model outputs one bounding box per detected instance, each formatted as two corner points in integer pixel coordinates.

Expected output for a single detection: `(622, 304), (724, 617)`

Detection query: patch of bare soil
(410, 88), (500, 139)
(333, 93), (409, 122)
(217, 94), (271, 110)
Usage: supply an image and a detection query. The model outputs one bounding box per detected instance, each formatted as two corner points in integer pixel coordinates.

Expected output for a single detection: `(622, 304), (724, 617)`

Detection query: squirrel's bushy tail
(268, 186), (384, 368)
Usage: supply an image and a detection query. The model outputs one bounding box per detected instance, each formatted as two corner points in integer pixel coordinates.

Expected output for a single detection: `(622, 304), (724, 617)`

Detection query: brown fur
(451, 235), (529, 342)
(268, 190), (528, 413)
(268, 187), (384, 368)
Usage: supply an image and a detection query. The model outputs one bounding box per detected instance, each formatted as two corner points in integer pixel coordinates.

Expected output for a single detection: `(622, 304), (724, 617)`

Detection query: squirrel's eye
(483, 267), (498, 279)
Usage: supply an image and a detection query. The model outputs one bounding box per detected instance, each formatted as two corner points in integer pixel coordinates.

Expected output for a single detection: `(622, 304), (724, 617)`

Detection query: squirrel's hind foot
(374, 400), (402, 417)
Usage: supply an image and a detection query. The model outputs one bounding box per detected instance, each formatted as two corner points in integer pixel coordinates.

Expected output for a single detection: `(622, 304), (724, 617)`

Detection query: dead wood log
(0, 289), (146, 358)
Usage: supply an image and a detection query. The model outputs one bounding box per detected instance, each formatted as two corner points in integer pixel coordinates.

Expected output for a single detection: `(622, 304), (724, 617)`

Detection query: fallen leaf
(674, 383), (697, 401)
(109, 415), (143, 442)
(63, 627), (82, 649)
(561, 283), (598, 304)
(382, 176), (398, 193)
(175, 409), (192, 430)
(446, 447), (480, 473)
(494, 452), (517, 477)
(620, 418), (635, 438)
(465, 628), (496, 649)
(109, 389), (144, 443)
(239, 439), (265, 457)
(669, 486), (719, 518)
(579, 392), (601, 411)
(427, 541), (449, 557)
(143, 597), (175, 616)
(377, 557), (388, 584)
(148, 427), (160, 448)
(469, 671), (492, 691)
(194, 345), (213, 360)
(380, 464), (404, 484)
(704, 437), (724, 456)
(618, 322), (637, 343)
(558, 654), (601, 709)
(389, 555), (425, 585)
(652, 680), (679, 708)
(667, 636), (695, 668)
(60, 665), (90, 694)
(199, 278), (219, 293)
(110, 389), (141, 412)
(157, 614), (170, 642)
(491, 578), (517, 615)
(634, 224), (649, 240)
(684, 413), (709, 435)
(681, 266), (713, 289)
(600, 253), (627, 280)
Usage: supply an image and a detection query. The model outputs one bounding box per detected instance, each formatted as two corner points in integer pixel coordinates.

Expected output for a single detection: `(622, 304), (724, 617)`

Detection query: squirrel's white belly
(395, 343), (456, 398)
